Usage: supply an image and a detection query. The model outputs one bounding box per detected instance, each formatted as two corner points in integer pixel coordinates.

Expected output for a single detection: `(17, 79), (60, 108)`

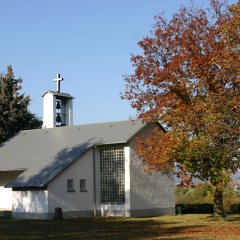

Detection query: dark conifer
(0, 66), (42, 143)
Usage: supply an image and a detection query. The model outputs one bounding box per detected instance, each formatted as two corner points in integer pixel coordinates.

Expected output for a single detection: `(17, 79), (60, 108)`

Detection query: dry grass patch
(0, 214), (240, 239)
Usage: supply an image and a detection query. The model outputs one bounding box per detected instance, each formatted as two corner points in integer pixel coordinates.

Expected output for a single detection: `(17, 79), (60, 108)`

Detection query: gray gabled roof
(0, 119), (147, 188)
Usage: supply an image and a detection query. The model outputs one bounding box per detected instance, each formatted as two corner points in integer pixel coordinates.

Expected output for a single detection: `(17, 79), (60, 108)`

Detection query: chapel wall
(0, 171), (24, 210)
(47, 148), (94, 218)
(129, 122), (176, 216)
(42, 93), (56, 128)
(12, 190), (48, 219)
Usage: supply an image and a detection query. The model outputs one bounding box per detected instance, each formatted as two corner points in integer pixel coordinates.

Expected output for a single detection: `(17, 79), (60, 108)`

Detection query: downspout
(93, 145), (97, 216)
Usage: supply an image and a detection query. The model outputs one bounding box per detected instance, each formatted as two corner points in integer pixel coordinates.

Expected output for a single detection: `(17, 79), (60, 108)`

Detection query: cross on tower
(54, 73), (64, 92)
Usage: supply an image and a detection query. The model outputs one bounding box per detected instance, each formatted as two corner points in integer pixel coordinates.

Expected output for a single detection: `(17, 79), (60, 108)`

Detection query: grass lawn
(0, 214), (240, 240)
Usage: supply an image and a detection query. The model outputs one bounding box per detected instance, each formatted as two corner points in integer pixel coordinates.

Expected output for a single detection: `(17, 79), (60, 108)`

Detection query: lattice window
(100, 148), (125, 203)
(67, 179), (75, 192)
(80, 179), (87, 192)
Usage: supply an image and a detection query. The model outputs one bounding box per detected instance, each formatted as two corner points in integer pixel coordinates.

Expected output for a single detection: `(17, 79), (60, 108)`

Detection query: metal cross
(54, 73), (64, 92)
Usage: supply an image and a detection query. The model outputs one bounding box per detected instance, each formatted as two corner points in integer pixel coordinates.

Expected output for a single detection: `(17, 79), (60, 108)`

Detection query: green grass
(0, 214), (240, 239)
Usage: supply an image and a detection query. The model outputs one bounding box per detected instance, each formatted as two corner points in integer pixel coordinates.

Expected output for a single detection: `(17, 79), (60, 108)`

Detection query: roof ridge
(73, 118), (140, 127)
(22, 119), (142, 132)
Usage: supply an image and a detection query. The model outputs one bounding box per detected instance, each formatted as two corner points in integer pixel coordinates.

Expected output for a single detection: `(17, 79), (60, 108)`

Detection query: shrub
(176, 183), (240, 213)
(176, 204), (214, 214)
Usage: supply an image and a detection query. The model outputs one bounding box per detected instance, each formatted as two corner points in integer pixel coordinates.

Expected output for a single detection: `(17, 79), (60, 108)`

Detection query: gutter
(93, 145), (97, 217)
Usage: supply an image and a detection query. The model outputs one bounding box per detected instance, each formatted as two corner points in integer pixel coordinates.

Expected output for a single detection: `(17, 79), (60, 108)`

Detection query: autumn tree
(0, 66), (42, 143)
(122, 0), (240, 216)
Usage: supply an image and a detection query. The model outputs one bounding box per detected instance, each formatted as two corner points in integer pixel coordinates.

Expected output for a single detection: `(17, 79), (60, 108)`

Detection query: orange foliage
(122, 0), (240, 214)
(136, 128), (187, 171)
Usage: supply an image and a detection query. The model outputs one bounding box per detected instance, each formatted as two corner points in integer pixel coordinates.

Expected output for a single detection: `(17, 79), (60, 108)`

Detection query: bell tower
(42, 74), (74, 128)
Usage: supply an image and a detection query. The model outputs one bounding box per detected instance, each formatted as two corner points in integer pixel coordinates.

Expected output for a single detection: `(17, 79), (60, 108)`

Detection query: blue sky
(0, 0), (234, 125)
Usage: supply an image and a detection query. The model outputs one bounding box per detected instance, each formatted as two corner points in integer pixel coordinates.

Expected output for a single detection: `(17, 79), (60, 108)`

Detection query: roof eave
(42, 90), (75, 99)
(95, 141), (128, 147)
(126, 121), (166, 143)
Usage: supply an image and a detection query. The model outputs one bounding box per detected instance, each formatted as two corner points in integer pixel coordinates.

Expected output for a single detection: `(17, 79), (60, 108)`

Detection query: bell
(56, 101), (61, 109)
(56, 113), (62, 123)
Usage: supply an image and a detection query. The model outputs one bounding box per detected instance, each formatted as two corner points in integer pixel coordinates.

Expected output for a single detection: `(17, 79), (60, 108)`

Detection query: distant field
(0, 214), (240, 239)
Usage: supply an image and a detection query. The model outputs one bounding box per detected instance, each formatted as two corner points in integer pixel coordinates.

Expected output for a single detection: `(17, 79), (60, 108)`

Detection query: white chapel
(0, 75), (175, 219)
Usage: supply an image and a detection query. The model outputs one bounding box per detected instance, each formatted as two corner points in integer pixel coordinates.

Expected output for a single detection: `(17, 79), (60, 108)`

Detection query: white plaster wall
(0, 187), (12, 210)
(129, 123), (176, 212)
(48, 149), (94, 216)
(12, 190), (48, 219)
(94, 147), (101, 212)
(42, 93), (56, 128)
(0, 171), (24, 210)
(124, 146), (130, 215)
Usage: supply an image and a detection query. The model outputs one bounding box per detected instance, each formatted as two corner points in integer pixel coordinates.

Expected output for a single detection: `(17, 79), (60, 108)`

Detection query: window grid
(67, 179), (74, 192)
(100, 148), (125, 203)
(80, 179), (87, 192)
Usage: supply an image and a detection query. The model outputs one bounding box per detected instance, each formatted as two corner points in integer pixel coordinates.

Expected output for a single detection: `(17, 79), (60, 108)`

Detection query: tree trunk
(213, 184), (225, 217)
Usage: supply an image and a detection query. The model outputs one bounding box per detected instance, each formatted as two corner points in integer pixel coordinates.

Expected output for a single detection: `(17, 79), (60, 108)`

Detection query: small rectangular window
(80, 179), (87, 192)
(67, 179), (75, 192)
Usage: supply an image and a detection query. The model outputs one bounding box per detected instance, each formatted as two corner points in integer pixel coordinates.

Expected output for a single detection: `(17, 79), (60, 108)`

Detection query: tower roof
(42, 90), (74, 99)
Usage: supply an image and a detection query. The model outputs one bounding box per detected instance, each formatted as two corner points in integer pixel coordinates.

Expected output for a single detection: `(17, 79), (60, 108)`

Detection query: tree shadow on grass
(204, 214), (240, 223)
(0, 217), (206, 240)
(221, 215), (240, 223)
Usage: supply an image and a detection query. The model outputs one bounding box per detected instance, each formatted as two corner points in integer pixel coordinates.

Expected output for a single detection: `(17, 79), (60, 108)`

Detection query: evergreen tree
(0, 66), (42, 143)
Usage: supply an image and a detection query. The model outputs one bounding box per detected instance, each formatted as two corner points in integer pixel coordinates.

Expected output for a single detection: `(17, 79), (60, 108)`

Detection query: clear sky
(0, 0), (235, 125)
